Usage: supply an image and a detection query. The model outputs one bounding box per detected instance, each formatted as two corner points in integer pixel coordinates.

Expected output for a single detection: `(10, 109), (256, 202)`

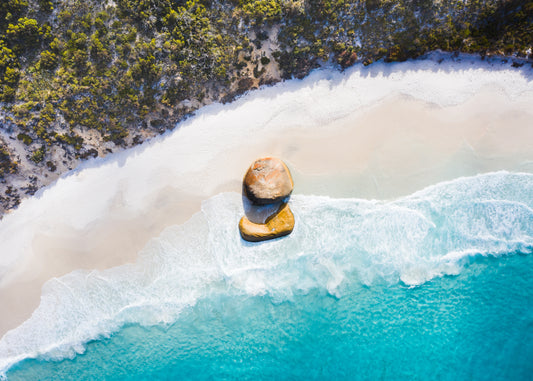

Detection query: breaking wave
(0, 171), (532, 376)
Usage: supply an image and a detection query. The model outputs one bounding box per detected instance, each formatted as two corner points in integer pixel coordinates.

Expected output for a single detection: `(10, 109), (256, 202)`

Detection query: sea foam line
(0, 171), (532, 376)
(0, 53), (532, 376)
(0, 52), (532, 283)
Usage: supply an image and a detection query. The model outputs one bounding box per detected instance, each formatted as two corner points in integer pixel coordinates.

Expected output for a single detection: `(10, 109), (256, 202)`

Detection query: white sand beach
(1, 55), (532, 336)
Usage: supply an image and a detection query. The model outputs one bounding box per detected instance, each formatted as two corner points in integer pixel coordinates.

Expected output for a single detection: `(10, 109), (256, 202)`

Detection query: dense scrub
(274, 0), (532, 76)
(0, 0), (531, 214)
(1, 0), (249, 144)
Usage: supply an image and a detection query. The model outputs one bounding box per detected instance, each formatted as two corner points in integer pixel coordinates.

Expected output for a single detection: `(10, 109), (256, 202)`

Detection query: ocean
(1, 53), (532, 379)
(6, 255), (533, 380)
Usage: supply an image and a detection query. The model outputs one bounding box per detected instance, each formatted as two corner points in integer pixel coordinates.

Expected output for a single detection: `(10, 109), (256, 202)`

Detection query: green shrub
(39, 50), (57, 70)
(6, 17), (42, 49)
(30, 146), (45, 163)
(0, 145), (17, 178)
(241, 0), (282, 23)
(17, 133), (33, 145)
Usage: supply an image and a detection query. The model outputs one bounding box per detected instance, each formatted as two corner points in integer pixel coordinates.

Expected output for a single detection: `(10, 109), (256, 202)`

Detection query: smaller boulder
(243, 157), (293, 205)
(239, 203), (295, 242)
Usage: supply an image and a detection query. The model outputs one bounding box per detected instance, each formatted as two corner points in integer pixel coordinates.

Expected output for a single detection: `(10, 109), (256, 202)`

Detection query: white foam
(1, 53), (532, 285)
(1, 53), (533, 375)
(0, 171), (532, 375)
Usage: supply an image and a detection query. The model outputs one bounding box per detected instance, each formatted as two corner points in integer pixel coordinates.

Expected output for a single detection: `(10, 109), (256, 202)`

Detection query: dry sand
(0, 88), (532, 336)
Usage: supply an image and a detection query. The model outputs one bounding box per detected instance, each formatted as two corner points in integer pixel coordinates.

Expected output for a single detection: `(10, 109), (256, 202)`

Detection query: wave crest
(0, 171), (532, 375)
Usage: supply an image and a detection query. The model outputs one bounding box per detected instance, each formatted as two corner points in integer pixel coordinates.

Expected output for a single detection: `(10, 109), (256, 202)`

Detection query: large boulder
(239, 203), (295, 242)
(243, 157), (293, 205)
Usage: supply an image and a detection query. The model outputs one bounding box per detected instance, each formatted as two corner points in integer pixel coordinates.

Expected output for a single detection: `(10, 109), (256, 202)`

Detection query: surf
(1, 171), (532, 376)
(1, 53), (533, 378)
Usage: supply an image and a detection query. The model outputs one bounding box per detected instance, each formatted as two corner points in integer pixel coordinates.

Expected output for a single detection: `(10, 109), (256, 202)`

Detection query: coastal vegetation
(0, 0), (531, 214)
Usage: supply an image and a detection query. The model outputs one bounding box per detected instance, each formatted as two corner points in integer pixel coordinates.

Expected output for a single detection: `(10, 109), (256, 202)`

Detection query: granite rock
(239, 203), (294, 242)
(243, 157), (293, 205)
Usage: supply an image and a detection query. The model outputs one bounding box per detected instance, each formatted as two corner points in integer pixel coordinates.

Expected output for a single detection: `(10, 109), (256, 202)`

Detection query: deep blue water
(7, 253), (533, 380)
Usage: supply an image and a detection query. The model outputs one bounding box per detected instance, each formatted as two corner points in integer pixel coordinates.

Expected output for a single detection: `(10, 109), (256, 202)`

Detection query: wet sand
(1, 81), (532, 336)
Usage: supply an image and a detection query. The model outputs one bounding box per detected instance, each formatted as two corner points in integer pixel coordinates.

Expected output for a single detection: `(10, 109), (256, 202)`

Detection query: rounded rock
(243, 157), (293, 205)
(239, 203), (295, 242)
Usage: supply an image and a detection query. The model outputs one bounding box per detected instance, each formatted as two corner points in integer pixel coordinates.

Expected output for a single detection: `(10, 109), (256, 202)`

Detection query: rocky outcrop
(239, 157), (295, 242)
(243, 157), (293, 205)
(239, 203), (294, 242)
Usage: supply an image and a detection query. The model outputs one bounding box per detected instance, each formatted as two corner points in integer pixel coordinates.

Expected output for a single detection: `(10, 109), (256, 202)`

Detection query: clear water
(2, 171), (532, 380)
(6, 254), (533, 380)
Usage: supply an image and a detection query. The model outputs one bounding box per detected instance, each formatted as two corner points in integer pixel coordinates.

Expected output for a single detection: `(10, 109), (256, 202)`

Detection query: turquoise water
(7, 254), (533, 380)
(2, 172), (533, 379)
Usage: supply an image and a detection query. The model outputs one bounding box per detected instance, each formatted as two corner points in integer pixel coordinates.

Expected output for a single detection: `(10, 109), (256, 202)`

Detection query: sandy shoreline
(1, 60), (533, 337)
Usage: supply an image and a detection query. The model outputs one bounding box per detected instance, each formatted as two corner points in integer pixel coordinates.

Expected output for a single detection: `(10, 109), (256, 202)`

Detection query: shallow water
(6, 250), (533, 380)
(1, 171), (532, 378)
